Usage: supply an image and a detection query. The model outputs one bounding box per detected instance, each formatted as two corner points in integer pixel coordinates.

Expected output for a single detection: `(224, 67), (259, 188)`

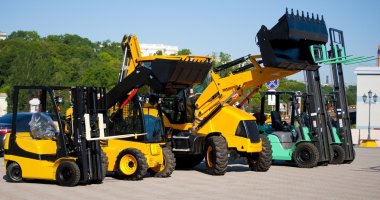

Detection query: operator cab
(108, 92), (166, 143)
(259, 91), (307, 149)
(161, 88), (195, 124)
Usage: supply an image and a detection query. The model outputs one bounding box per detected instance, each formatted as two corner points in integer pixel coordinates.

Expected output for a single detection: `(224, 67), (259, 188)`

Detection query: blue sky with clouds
(1, 0), (379, 85)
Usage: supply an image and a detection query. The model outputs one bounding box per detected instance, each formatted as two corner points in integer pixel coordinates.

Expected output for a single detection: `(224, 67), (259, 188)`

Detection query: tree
(155, 50), (163, 55)
(8, 31), (40, 41)
(177, 49), (191, 55)
(346, 85), (357, 105)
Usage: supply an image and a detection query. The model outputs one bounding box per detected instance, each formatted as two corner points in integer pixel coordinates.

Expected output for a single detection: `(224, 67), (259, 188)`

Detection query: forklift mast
(304, 70), (333, 164)
(328, 28), (354, 162)
(71, 87), (106, 182)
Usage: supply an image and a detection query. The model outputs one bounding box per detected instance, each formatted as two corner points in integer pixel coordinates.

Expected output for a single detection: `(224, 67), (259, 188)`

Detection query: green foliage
(177, 48), (191, 55)
(346, 85), (357, 105)
(0, 31), (123, 112)
(8, 31), (40, 41)
(154, 50), (163, 55)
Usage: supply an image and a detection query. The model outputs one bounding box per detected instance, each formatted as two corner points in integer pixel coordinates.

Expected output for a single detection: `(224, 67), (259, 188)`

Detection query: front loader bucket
(147, 58), (212, 94)
(256, 9), (328, 70)
(138, 56), (211, 94)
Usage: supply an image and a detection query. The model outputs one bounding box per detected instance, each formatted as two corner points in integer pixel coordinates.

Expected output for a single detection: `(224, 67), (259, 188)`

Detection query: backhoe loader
(100, 34), (212, 179)
(160, 9), (330, 174)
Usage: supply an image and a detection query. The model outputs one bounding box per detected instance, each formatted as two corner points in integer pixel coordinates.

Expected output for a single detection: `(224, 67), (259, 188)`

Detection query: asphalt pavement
(1, 147), (380, 200)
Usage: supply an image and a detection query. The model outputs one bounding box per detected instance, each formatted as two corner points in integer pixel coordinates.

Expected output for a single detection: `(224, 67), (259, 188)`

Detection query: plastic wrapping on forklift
(28, 112), (57, 140)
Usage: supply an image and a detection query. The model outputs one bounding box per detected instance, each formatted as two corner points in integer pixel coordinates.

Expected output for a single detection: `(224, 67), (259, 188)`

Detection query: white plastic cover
(28, 112), (57, 140)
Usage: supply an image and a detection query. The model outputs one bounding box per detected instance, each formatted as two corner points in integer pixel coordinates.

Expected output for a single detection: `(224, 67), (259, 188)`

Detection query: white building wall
(0, 93), (8, 116)
(0, 32), (7, 40)
(355, 67), (380, 129)
(140, 43), (178, 56)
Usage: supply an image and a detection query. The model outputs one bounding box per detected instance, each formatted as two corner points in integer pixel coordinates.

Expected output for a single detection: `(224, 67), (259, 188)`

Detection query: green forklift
(258, 91), (320, 168)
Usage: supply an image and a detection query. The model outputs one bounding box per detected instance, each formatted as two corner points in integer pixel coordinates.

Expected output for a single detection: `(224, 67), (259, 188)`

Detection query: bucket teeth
(256, 10), (328, 70)
(286, 9), (325, 24)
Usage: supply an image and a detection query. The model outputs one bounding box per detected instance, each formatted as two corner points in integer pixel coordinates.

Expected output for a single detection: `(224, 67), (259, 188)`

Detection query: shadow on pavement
(353, 165), (380, 172)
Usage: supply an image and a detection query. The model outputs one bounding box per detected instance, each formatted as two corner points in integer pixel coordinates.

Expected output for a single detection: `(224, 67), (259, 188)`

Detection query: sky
(1, 0), (379, 85)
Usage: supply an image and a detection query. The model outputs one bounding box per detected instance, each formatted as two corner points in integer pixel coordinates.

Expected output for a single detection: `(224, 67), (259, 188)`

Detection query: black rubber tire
(175, 154), (204, 169)
(330, 144), (345, 164)
(93, 149), (109, 184)
(293, 142), (319, 168)
(248, 134), (272, 172)
(116, 148), (148, 181)
(204, 136), (228, 175)
(6, 162), (23, 182)
(56, 161), (80, 187)
(150, 147), (176, 178)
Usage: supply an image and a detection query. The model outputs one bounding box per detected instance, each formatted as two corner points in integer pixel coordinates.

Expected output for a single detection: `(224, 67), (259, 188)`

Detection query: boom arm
(195, 55), (302, 122)
(194, 10), (328, 128)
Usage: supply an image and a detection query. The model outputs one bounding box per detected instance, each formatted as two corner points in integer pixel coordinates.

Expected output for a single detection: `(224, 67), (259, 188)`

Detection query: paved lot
(1, 147), (380, 200)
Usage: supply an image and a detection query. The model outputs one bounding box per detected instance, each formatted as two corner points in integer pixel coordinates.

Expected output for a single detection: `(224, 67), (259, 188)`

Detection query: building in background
(0, 32), (7, 40)
(353, 67), (380, 145)
(355, 67), (380, 130)
(140, 43), (178, 56)
(0, 93), (7, 116)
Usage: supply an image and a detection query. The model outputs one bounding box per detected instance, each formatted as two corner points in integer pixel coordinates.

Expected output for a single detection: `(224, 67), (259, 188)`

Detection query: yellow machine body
(4, 132), (76, 181)
(102, 140), (164, 172)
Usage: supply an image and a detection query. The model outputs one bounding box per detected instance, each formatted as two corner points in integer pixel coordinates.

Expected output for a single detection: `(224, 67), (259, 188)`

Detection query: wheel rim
(206, 146), (213, 168)
(333, 150), (339, 159)
(120, 154), (138, 175)
(298, 149), (311, 162)
(61, 167), (73, 181)
(11, 166), (22, 180)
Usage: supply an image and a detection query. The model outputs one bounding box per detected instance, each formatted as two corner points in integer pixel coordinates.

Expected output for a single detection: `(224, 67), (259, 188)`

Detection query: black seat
(271, 111), (289, 131)
(271, 111), (283, 131)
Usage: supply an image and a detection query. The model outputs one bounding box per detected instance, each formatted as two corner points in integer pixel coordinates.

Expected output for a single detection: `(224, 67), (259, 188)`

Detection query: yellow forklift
(4, 86), (139, 186)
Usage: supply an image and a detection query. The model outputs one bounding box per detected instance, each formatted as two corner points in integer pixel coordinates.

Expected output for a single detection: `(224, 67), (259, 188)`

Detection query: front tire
(330, 144), (345, 164)
(150, 147), (176, 178)
(56, 161), (80, 187)
(6, 162), (23, 182)
(248, 134), (272, 172)
(204, 136), (228, 175)
(293, 142), (319, 168)
(116, 148), (148, 181)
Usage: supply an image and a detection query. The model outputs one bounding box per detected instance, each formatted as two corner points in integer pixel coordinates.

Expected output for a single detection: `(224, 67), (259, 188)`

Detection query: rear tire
(248, 134), (272, 172)
(56, 161), (80, 187)
(204, 136), (228, 175)
(116, 148), (148, 181)
(293, 142), (319, 168)
(175, 154), (204, 169)
(330, 144), (345, 164)
(6, 162), (23, 182)
(150, 147), (176, 178)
